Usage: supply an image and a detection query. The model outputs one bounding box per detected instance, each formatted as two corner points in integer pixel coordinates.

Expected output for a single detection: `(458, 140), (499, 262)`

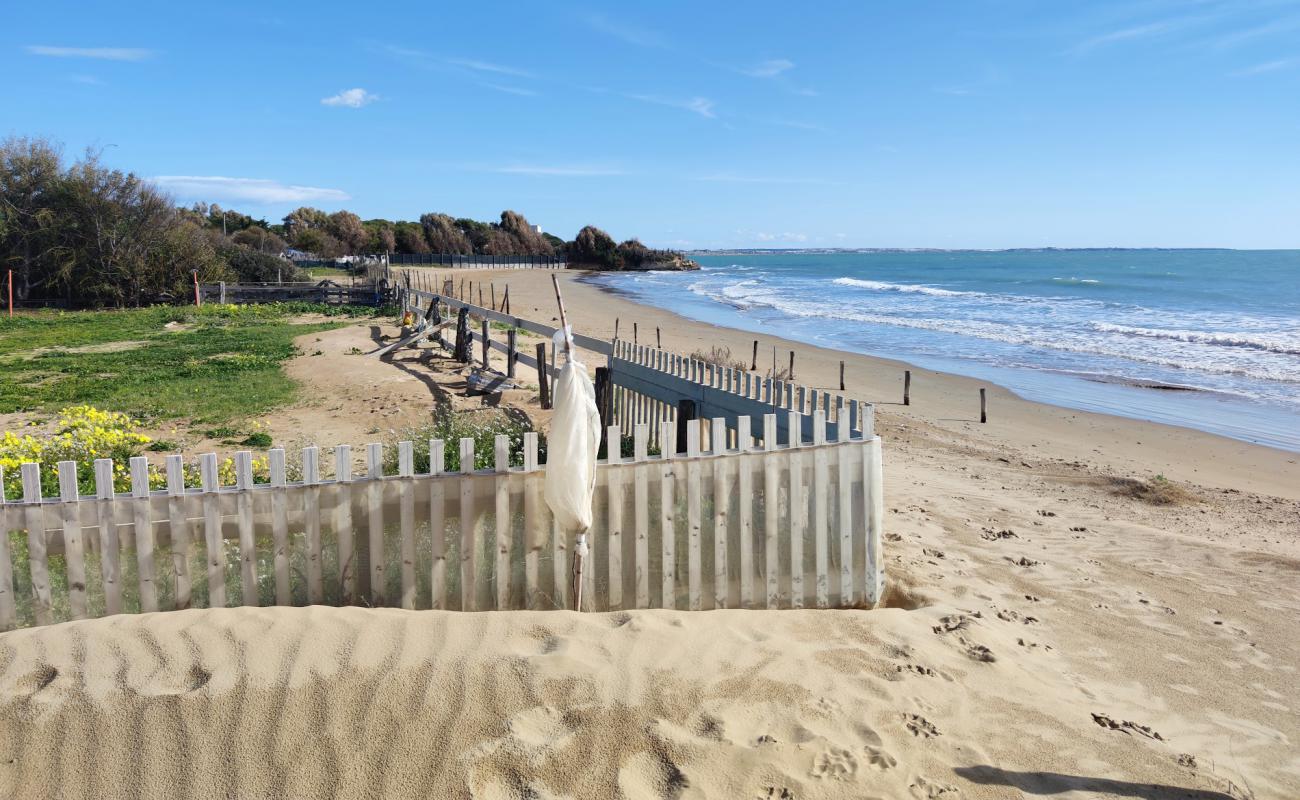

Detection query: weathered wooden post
(218, 281), (227, 304)
(980, 388), (987, 423)
(656, 327), (661, 348)
(490, 284), (496, 310)
(839, 360), (845, 391)
(751, 340), (758, 370)
(454, 308), (471, 362)
(503, 285), (510, 315)
(788, 351), (795, 381)
(507, 328), (517, 377)
(614, 317), (620, 340)
(904, 370), (911, 406)
(480, 319), (490, 369)
(594, 367), (612, 454)
(633, 322), (638, 344)
(536, 343), (551, 409)
(675, 399), (696, 454)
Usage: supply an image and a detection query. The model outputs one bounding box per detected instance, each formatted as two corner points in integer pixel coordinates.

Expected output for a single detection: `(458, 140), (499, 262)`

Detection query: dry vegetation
(1109, 475), (1199, 505)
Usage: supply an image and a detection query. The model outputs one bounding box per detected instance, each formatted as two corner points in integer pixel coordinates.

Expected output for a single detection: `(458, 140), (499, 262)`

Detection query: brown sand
(1, 268), (1297, 798)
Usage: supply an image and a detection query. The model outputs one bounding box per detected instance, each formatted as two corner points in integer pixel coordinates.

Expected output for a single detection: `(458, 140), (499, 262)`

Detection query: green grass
(0, 303), (382, 424)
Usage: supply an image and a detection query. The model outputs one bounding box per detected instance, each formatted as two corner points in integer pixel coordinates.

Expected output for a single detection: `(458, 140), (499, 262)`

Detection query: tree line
(0, 135), (686, 307)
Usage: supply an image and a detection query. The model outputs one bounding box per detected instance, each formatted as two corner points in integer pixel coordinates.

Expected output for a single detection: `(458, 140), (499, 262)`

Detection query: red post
(192, 270), (201, 307)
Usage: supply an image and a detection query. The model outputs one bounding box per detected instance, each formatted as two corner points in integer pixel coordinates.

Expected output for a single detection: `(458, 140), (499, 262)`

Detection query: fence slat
(813, 431), (830, 609)
(606, 425), (623, 611)
(789, 449), (805, 610)
(660, 421), (677, 609)
(736, 416), (754, 609)
(837, 439), (854, 606)
(762, 414), (780, 608)
(235, 452), (258, 606)
(429, 439), (446, 609)
(20, 465), (49, 625)
(0, 470), (13, 629)
(92, 459), (121, 617)
(165, 455), (191, 610)
(398, 441), (416, 609)
(56, 462), (88, 620)
(711, 418), (729, 610)
(686, 422), (702, 611)
(364, 443), (385, 606)
(130, 458), (157, 613)
(494, 435), (510, 610)
(865, 437), (885, 606)
(268, 449), (292, 606)
(459, 438), (477, 611)
(302, 447), (323, 604)
(633, 424), (650, 610)
(199, 453), (226, 609)
(522, 433), (540, 608)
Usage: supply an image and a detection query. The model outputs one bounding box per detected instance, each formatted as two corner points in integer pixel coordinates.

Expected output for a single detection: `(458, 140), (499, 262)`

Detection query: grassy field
(0, 303), (381, 425)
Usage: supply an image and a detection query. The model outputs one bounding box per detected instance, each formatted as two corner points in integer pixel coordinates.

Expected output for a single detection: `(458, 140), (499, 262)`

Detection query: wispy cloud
(755, 231), (808, 243)
(625, 93), (715, 118)
(492, 165), (626, 177)
(690, 173), (839, 186)
(446, 57), (534, 78)
(1070, 15), (1211, 53)
(481, 83), (539, 97)
(1207, 17), (1300, 50)
(321, 88), (378, 108)
(1231, 56), (1300, 76)
(26, 45), (152, 61)
(151, 176), (350, 204)
(739, 58), (794, 78)
(587, 14), (669, 48)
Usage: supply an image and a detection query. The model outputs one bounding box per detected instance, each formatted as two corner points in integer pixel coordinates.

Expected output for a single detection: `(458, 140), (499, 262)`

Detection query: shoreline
(454, 267), (1300, 499)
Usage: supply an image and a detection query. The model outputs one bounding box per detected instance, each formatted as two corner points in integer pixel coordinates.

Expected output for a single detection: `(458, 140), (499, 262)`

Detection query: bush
(388, 406), (545, 473)
(219, 246), (304, 283)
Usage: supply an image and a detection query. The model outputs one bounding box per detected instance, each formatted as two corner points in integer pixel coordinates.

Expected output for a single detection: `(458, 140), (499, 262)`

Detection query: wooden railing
(0, 414), (884, 630)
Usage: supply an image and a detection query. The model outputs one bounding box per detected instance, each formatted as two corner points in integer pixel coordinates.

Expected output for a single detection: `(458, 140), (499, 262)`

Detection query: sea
(591, 250), (1300, 452)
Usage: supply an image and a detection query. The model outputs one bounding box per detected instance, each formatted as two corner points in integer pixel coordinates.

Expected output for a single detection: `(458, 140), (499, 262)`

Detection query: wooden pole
(480, 319), (490, 369)
(191, 271), (201, 307)
(904, 370), (911, 406)
(491, 284), (496, 310)
(788, 351), (795, 381)
(751, 340), (758, 371)
(503, 285), (510, 315)
(633, 322), (638, 344)
(839, 360), (845, 391)
(656, 327), (661, 349)
(507, 328), (517, 377)
(614, 317), (619, 340)
(536, 343), (550, 408)
(980, 388), (987, 423)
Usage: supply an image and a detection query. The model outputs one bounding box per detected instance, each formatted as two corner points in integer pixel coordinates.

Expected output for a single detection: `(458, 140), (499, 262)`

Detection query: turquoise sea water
(593, 250), (1300, 452)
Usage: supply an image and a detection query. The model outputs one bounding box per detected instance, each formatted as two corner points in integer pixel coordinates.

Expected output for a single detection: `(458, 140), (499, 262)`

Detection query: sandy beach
(2, 268), (1297, 798)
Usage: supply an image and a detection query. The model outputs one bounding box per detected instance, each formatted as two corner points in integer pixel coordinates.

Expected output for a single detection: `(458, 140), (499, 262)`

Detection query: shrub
(388, 406), (545, 473)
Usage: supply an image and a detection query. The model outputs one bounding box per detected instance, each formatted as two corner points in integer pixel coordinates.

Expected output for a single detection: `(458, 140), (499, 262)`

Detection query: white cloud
(755, 231), (808, 243)
(446, 58), (534, 78)
(26, 45), (152, 61)
(1231, 57), (1299, 76)
(151, 176), (350, 204)
(321, 88), (378, 108)
(482, 83), (539, 97)
(493, 165), (625, 177)
(625, 93), (715, 118)
(741, 58), (794, 78)
(587, 14), (669, 48)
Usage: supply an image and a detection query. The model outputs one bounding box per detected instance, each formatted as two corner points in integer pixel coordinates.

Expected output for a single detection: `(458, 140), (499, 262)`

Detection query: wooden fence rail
(0, 415), (883, 630)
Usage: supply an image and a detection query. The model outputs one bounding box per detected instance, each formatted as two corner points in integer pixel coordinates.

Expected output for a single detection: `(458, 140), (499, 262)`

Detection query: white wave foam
(831, 277), (973, 297)
(1052, 277), (1101, 285)
(1090, 322), (1300, 356)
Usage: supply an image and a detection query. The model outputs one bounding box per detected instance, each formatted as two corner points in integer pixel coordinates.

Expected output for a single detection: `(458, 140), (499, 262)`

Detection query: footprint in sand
(910, 775), (962, 798)
(959, 638), (996, 663)
(903, 713), (940, 738)
(23, 665), (58, 694)
(756, 788), (795, 800)
(931, 615), (970, 635)
(863, 744), (897, 771)
(810, 747), (858, 780)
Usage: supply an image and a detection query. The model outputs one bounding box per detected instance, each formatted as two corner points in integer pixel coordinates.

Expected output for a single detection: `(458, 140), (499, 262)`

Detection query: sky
(4, 0), (1300, 249)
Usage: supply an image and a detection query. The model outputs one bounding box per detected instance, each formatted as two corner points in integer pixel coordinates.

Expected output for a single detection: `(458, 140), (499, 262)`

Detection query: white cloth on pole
(544, 326), (601, 533)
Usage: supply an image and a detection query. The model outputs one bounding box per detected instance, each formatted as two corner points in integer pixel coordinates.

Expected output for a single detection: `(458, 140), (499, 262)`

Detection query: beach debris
(1037, 509), (1057, 517)
(1091, 713), (1165, 741)
(980, 527), (1017, 540)
(1008, 556), (1042, 567)
(931, 615), (970, 635)
(961, 639), (996, 662)
(542, 275), (601, 611)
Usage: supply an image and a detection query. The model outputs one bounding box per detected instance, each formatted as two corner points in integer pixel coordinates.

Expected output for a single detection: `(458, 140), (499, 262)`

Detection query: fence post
(218, 281), (226, 304)
(594, 367), (612, 454)
(507, 328), (517, 377)
(454, 308), (470, 362)
(536, 343), (551, 409)
(675, 399), (696, 454)
(480, 319), (490, 369)
(904, 370), (911, 405)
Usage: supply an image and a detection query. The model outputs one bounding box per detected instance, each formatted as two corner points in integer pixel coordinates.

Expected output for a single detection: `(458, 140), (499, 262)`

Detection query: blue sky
(5, 1), (1299, 249)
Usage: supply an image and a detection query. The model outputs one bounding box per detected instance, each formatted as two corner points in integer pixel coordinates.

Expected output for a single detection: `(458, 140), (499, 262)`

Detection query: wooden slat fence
(0, 415), (884, 630)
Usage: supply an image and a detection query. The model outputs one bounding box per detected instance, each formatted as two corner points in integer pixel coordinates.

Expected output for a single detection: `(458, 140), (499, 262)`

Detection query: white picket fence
(0, 413), (883, 630)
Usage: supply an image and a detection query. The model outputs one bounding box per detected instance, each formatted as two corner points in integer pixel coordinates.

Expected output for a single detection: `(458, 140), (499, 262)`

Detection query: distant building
(532, 224), (543, 234)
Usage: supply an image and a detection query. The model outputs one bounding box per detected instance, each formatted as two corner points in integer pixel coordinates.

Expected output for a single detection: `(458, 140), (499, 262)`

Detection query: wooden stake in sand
(839, 360), (845, 391)
(980, 388), (987, 423)
(656, 327), (661, 348)
(751, 340), (758, 371)
(904, 370), (912, 406)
